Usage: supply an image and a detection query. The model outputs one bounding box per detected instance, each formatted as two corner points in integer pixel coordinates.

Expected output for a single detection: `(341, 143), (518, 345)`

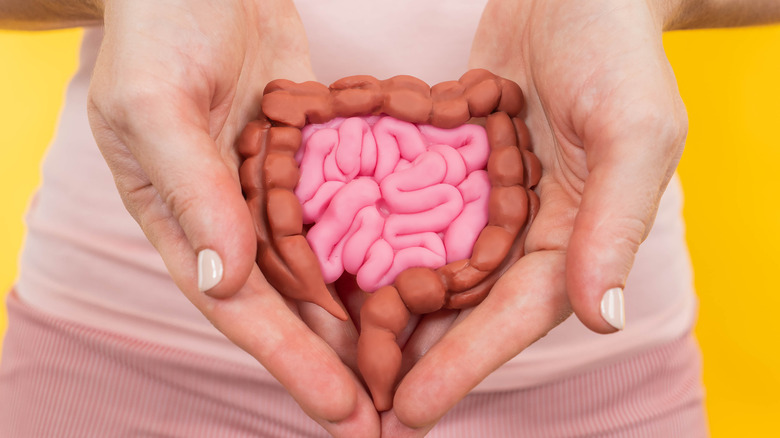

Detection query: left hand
(380, 0), (688, 434)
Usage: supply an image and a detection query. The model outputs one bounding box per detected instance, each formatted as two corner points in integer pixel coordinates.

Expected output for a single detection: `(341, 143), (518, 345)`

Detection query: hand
(382, 0), (688, 434)
(87, 0), (378, 435)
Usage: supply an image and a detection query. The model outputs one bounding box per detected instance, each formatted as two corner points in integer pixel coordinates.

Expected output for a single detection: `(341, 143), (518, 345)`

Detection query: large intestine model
(237, 69), (541, 411)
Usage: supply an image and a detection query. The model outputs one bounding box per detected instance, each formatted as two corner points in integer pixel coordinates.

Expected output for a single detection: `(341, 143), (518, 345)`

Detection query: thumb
(566, 111), (687, 334)
(88, 90), (256, 301)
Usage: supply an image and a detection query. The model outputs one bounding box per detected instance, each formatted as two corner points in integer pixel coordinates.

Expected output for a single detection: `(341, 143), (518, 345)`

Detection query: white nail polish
(600, 287), (625, 330)
(198, 249), (223, 292)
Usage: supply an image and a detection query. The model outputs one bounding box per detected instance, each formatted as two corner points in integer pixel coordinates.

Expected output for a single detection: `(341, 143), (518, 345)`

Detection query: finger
(399, 309), (461, 377)
(392, 251), (570, 428)
(381, 409), (431, 438)
(567, 100), (687, 333)
(88, 85), (256, 300)
(327, 275), (425, 373)
(297, 299), (360, 374)
(326, 377), (381, 438)
(199, 268), (380, 436)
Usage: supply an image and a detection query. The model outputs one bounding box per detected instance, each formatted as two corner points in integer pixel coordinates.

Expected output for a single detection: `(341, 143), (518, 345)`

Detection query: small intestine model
(238, 69), (541, 411)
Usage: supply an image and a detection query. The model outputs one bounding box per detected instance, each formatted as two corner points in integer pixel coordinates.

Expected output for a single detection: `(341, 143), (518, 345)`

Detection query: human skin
(2, 0), (381, 436)
(0, 0), (101, 29)
(88, 2), (385, 436)
(3, 0), (780, 437)
(243, 72), (539, 411)
(380, 0), (780, 436)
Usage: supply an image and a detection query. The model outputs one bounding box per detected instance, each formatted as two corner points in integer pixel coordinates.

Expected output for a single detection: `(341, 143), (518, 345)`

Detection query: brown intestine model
(237, 69), (541, 411)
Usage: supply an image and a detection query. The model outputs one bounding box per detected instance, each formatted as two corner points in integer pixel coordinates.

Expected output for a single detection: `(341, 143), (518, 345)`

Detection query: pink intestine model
(238, 70), (541, 410)
(297, 115), (491, 292)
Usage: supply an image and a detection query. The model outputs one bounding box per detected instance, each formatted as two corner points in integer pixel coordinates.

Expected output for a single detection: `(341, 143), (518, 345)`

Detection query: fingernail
(600, 287), (625, 330)
(198, 249), (223, 293)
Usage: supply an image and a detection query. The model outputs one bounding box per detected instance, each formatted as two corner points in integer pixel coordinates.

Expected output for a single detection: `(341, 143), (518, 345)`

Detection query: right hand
(87, 0), (379, 435)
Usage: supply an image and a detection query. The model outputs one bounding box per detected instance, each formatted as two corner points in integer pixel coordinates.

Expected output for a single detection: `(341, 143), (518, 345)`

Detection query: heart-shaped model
(238, 69), (541, 410)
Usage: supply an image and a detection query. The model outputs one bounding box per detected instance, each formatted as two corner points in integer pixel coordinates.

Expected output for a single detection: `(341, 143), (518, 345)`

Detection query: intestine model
(238, 69), (541, 410)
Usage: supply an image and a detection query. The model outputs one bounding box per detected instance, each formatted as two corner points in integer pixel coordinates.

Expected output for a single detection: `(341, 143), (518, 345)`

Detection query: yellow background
(1, 26), (779, 436)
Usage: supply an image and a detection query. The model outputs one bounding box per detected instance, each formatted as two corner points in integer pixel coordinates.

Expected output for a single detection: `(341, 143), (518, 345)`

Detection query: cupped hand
(382, 0), (688, 434)
(87, 0), (378, 435)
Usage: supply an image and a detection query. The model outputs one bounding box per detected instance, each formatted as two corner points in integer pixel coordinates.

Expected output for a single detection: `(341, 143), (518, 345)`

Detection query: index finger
(391, 250), (570, 429)
(191, 267), (380, 436)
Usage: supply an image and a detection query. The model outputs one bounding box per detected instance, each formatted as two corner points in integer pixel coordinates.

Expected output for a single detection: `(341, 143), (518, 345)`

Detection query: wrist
(646, 0), (689, 31)
(651, 0), (780, 31)
(0, 0), (104, 30)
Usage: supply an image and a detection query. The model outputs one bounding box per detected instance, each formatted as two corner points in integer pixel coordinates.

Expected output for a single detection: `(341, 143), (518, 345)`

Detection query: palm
(88, 1), (377, 435)
(384, 0), (687, 434)
(474, 0), (680, 257)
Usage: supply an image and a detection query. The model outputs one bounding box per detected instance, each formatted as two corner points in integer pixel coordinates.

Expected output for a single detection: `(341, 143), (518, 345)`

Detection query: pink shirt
(16, 0), (696, 391)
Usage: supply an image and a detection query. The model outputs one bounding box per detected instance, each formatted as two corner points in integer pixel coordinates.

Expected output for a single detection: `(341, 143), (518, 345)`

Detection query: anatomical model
(238, 69), (540, 410)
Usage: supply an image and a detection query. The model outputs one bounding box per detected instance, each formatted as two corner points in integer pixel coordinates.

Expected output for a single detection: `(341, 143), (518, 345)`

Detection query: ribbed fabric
(0, 291), (328, 438)
(0, 291), (708, 437)
(429, 330), (709, 437)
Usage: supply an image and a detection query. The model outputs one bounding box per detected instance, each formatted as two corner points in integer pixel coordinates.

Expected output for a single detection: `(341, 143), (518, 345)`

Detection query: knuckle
(162, 184), (200, 226)
(603, 214), (647, 256)
(90, 77), (176, 134)
(627, 98), (689, 151)
(653, 104), (688, 150)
